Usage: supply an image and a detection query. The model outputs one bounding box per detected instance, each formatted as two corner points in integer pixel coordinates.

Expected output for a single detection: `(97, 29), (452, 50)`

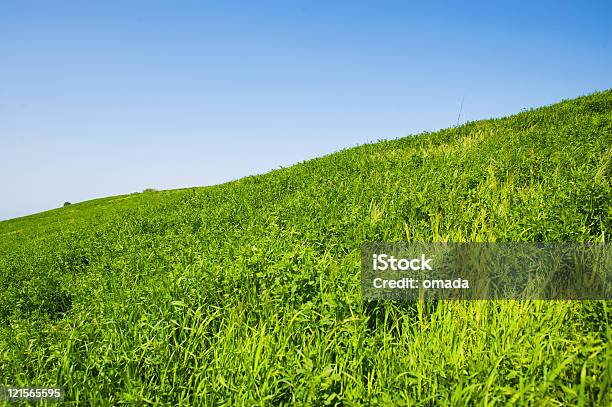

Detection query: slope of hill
(1, 91), (611, 405)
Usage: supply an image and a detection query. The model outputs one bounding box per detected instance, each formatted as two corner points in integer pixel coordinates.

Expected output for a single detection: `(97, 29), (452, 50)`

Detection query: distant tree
(63, 202), (71, 207)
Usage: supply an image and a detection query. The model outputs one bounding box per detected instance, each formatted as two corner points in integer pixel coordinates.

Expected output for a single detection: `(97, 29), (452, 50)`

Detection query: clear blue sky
(1, 1), (610, 221)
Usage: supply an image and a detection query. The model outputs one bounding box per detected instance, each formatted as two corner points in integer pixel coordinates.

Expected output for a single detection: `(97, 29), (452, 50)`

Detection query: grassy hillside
(1, 91), (611, 405)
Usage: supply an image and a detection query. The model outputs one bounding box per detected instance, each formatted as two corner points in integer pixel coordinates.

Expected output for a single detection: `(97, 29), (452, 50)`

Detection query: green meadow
(1, 91), (611, 405)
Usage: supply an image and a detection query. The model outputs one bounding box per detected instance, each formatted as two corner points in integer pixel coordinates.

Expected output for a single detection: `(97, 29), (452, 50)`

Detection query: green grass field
(1, 91), (611, 405)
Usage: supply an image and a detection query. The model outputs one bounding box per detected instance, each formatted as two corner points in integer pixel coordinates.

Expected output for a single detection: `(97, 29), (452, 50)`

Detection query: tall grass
(0, 91), (611, 405)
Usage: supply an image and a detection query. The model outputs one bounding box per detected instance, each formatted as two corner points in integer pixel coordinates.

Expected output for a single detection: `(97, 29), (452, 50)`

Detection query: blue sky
(1, 1), (610, 220)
